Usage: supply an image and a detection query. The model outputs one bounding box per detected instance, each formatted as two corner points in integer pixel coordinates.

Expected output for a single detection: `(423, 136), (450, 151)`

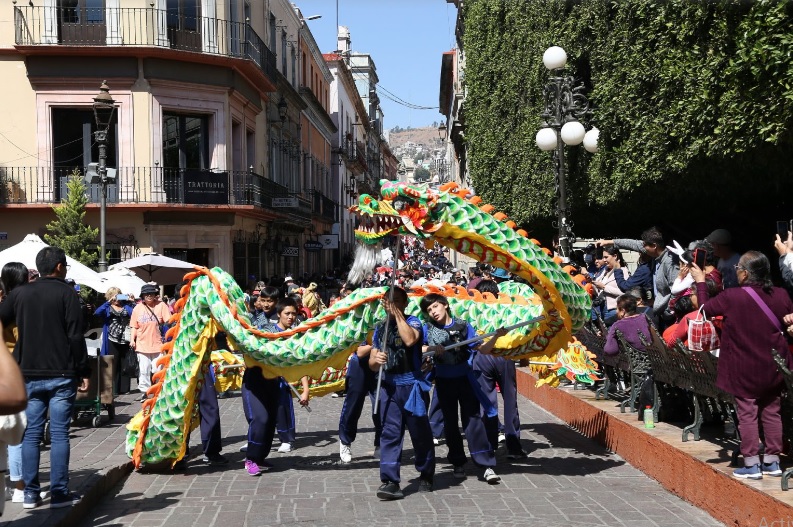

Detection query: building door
(57, 0), (107, 45)
(51, 107), (117, 201)
(166, 0), (201, 51)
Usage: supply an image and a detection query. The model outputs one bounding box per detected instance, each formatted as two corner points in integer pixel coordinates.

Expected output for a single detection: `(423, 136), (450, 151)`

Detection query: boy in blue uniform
(472, 280), (527, 458)
(421, 293), (506, 484)
(243, 298), (309, 476)
(338, 339), (382, 463)
(369, 287), (435, 500)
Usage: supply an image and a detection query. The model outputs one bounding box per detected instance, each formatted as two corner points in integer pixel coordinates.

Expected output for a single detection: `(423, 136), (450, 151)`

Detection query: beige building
(0, 0), (339, 287)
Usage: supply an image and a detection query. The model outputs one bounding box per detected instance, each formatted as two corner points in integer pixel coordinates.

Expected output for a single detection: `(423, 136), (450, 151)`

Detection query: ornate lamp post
(92, 81), (117, 272)
(535, 46), (599, 258)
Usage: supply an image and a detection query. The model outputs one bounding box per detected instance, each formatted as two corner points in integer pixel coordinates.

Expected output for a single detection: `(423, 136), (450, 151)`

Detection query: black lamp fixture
(438, 122), (447, 141)
(92, 80), (117, 273)
(277, 96), (288, 122)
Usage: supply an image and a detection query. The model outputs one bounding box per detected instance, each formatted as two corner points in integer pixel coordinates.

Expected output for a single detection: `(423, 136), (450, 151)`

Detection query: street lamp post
(92, 81), (117, 272)
(535, 46), (599, 259)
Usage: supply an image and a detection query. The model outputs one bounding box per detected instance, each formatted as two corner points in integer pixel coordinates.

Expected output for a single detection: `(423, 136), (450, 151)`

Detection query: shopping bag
(687, 306), (720, 352)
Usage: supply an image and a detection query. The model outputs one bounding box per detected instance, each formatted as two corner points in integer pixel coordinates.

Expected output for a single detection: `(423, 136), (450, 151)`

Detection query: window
(291, 49), (296, 86)
(51, 107), (117, 200)
(166, 0), (201, 51)
(268, 13), (276, 53)
(162, 113), (209, 170)
(281, 31), (287, 73)
(57, 0), (106, 44)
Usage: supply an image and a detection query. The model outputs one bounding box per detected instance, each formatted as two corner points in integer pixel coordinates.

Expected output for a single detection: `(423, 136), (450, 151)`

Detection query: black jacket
(0, 276), (89, 378)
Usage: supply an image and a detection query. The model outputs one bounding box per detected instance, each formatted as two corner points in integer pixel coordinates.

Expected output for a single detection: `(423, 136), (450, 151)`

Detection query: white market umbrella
(97, 267), (147, 297)
(109, 252), (196, 285)
(0, 234), (106, 291)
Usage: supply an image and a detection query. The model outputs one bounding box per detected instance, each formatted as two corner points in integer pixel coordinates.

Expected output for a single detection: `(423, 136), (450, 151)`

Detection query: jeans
(7, 443), (22, 481)
(23, 377), (77, 496)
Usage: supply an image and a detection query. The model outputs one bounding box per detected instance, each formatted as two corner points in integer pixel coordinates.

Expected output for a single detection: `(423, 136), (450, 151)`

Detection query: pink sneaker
(244, 459), (262, 476)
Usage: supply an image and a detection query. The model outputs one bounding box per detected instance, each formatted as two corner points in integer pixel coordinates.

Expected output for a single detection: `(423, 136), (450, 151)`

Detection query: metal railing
(310, 190), (338, 222)
(14, 6), (277, 80)
(0, 167), (309, 219)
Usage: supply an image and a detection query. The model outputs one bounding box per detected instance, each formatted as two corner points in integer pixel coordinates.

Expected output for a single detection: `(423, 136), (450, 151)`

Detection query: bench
(771, 349), (793, 491)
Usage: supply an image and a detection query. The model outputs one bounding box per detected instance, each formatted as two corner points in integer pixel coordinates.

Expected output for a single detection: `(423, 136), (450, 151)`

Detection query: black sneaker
(453, 465), (466, 479)
(172, 458), (188, 471)
(418, 478), (433, 493)
(203, 453), (229, 465)
(50, 491), (81, 509)
(376, 481), (404, 500)
(507, 450), (529, 460)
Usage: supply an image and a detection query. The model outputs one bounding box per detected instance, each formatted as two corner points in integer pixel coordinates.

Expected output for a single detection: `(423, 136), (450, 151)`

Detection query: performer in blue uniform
(369, 287), (435, 500)
(421, 293), (506, 484)
(338, 339), (382, 463)
(472, 279), (527, 458)
(243, 298), (309, 476)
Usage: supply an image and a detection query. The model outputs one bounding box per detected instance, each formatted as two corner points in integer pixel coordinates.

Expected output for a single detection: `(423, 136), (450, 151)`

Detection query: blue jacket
(613, 263), (653, 293)
(94, 301), (134, 355)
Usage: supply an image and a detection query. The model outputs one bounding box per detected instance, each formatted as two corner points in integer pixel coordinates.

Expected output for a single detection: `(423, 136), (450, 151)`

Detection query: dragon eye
(393, 197), (412, 211)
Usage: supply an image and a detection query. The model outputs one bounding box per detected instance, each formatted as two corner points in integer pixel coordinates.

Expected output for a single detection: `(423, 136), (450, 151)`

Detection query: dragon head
(347, 180), (444, 284)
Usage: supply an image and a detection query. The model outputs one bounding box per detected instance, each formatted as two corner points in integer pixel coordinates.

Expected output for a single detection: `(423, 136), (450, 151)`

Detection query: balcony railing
(310, 190), (338, 222)
(14, 6), (277, 81)
(0, 167), (308, 219)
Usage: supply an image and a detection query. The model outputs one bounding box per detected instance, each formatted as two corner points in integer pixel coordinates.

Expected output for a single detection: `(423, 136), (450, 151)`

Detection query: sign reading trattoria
(183, 170), (229, 205)
(272, 197), (299, 208)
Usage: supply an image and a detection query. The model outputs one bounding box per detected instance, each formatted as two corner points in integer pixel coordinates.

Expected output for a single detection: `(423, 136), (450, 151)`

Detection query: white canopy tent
(97, 267), (148, 297)
(0, 234), (106, 292)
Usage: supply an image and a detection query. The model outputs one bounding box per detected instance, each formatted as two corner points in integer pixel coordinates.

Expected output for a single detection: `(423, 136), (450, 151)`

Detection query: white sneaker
(484, 468), (501, 484)
(433, 437), (440, 446)
(277, 442), (292, 453)
(497, 433), (506, 444)
(340, 443), (352, 463)
(12, 489), (24, 503)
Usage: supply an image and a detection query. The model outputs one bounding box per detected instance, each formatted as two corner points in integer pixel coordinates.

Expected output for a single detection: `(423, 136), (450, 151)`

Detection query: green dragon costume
(126, 180), (597, 468)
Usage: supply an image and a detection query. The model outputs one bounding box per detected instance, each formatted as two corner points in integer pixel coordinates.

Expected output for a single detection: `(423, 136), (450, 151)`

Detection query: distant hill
(388, 126), (444, 150)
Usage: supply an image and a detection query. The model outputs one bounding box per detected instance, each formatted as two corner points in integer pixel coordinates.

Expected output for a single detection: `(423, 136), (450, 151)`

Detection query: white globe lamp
(543, 46), (567, 70)
(560, 121), (586, 145)
(583, 127), (600, 153)
(535, 127), (557, 151)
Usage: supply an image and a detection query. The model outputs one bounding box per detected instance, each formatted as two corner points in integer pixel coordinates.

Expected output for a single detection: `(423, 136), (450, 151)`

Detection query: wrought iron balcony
(13, 6), (277, 81)
(310, 190), (338, 222)
(0, 166), (309, 219)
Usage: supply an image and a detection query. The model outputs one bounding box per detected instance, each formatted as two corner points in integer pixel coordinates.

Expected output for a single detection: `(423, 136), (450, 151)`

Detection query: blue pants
(378, 381), (435, 484)
(339, 355), (382, 447)
(199, 367), (222, 457)
(435, 375), (496, 468)
(428, 386), (445, 438)
(474, 354), (522, 454)
(276, 379), (296, 444)
(22, 377), (77, 497)
(242, 367), (280, 463)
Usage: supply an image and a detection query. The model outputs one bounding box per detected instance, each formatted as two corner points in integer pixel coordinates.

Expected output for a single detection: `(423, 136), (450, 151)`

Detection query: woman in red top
(692, 251), (793, 480)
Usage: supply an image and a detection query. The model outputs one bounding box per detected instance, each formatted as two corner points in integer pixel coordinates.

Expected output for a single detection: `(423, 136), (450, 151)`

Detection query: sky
(295, 0), (458, 131)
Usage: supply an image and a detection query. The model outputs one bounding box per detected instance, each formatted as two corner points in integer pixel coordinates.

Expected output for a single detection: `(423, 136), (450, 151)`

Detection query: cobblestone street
(66, 388), (723, 527)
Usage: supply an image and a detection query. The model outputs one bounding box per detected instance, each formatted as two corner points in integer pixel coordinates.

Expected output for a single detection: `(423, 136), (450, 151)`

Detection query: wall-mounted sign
(304, 241), (323, 252)
(318, 234), (338, 249)
(183, 170), (229, 205)
(282, 246), (299, 257)
(272, 197), (298, 208)
(0, 232), (7, 240)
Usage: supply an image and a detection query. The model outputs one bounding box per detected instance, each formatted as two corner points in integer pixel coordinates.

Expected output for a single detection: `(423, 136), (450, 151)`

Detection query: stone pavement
(21, 385), (725, 527)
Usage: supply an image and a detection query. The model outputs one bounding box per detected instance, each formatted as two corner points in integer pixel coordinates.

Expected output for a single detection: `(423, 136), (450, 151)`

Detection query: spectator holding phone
(773, 230), (793, 290)
(691, 251), (792, 480)
(94, 287), (134, 395)
(591, 246), (629, 322)
(598, 227), (679, 327)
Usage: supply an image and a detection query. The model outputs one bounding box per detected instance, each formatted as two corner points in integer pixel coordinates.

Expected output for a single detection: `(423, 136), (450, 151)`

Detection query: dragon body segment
(126, 181), (597, 467)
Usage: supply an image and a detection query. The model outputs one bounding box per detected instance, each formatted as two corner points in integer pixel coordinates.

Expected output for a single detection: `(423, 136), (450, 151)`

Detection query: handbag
(121, 347), (140, 377)
(687, 306), (720, 352)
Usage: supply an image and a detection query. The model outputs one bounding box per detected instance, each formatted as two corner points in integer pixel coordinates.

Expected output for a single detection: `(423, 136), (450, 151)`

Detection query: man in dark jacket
(0, 246), (89, 510)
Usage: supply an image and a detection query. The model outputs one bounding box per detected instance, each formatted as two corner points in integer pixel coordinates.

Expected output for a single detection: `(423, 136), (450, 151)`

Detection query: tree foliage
(414, 166), (431, 182)
(45, 171), (99, 269)
(463, 0), (793, 241)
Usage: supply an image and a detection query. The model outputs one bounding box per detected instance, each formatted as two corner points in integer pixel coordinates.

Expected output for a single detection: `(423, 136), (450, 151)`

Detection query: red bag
(687, 306), (720, 352)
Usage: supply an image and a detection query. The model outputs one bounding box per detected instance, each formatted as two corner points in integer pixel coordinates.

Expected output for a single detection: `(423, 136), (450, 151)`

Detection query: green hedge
(463, 0), (793, 239)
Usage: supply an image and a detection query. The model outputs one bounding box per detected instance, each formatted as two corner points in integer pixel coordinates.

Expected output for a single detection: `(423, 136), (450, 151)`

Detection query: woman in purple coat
(691, 251), (793, 480)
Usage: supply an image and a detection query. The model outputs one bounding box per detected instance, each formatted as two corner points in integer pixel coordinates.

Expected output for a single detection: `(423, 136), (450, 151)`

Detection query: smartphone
(693, 248), (706, 269)
(116, 294), (129, 302)
(595, 246), (605, 260)
(777, 220), (791, 239)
